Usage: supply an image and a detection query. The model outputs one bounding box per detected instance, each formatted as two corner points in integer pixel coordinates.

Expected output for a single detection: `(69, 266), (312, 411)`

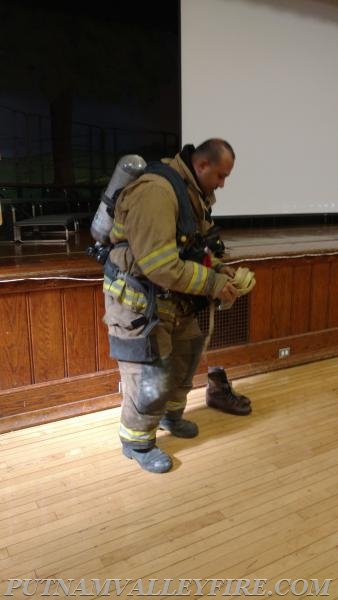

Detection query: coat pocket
(109, 317), (160, 363)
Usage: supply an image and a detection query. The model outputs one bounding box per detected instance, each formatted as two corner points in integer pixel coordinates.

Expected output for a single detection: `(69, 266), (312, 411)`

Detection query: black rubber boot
(122, 445), (173, 473)
(206, 366), (252, 416)
(159, 417), (199, 438)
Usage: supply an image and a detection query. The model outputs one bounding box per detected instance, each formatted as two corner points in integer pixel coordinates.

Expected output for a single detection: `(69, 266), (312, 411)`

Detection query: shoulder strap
(143, 162), (196, 237)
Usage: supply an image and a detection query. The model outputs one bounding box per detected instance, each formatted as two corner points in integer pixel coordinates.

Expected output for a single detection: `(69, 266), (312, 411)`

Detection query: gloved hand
(230, 266), (256, 295)
(218, 281), (240, 307)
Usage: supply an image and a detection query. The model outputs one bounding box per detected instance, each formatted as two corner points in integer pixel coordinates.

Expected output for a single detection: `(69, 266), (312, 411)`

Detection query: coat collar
(167, 147), (217, 211)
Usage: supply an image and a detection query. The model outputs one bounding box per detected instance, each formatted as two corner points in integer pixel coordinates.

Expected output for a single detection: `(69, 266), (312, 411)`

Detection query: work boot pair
(206, 366), (252, 416)
(123, 416), (198, 473)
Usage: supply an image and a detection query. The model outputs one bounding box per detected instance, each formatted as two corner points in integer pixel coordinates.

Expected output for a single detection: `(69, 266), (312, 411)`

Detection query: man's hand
(218, 265), (256, 296)
(218, 281), (240, 308)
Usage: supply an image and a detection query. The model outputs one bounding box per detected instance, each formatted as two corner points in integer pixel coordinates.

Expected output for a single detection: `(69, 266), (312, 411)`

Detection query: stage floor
(222, 224), (338, 262)
(1, 225), (338, 278)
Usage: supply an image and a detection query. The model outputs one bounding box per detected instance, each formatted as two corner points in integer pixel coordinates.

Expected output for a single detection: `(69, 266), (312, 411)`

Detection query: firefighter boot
(206, 366), (252, 416)
(159, 416), (199, 438)
(122, 445), (173, 473)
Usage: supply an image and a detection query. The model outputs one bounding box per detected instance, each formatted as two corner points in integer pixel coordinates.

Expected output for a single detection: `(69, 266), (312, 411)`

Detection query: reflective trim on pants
(119, 423), (157, 444)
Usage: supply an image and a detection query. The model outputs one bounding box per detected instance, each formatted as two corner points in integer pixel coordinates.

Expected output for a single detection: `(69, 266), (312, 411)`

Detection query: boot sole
(206, 401), (252, 416)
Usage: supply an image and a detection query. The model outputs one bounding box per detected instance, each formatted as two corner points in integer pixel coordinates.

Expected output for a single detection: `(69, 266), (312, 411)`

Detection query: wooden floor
(1, 358), (338, 599)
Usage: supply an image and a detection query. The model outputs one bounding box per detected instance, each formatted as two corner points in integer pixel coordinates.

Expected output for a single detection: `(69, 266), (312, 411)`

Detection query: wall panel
(328, 261), (338, 328)
(95, 287), (115, 373)
(309, 262), (330, 331)
(290, 264), (312, 335)
(0, 293), (31, 390)
(63, 287), (98, 377)
(249, 265), (272, 342)
(28, 289), (65, 383)
(271, 265), (293, 338)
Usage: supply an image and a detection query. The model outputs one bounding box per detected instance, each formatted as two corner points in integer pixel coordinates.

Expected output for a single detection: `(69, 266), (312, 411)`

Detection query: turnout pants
(104, 294), (205, 449)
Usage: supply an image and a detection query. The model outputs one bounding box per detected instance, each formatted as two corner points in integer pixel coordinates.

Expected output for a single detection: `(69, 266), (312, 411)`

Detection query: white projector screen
(181, 0), (338, 216)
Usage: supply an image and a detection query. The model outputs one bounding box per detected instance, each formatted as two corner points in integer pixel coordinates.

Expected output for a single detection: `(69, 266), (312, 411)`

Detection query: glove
(230, 266), (256, 295)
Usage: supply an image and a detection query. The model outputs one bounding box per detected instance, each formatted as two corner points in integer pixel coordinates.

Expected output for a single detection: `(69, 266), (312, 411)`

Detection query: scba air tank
(90, 154), (147, 244)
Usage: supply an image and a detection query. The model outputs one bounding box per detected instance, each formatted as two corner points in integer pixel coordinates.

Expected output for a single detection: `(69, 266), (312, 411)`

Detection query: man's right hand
(218, 281), (240, 307)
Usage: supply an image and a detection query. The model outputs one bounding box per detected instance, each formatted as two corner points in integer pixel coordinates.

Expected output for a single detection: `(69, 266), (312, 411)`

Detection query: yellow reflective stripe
(138, 242), (178, 275)
(103, 277), (147, 310)
(111, 220), (124, 239)
(166, 399), (187, 411)
(119, 423), (157, 442)
(185, 262), (208, 294)
(103, 276), (126, 297)
(120, 289), (147, 310)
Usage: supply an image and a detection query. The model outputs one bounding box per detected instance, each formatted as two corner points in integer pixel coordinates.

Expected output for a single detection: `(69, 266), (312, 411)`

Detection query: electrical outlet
(278, 347), (290, 358)
(118, 381), (123, 393)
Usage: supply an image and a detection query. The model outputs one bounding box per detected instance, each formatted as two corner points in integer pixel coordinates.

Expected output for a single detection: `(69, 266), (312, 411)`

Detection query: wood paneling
(63, 287), (98, 377)
(328, 260), (338, 328)
(271, 264), (293, 338)
(290, 263), (312, 334)
(95, 287), (115, 372)
(28, 289), (65, 383)
(0, 371), (121, 434)
(249, 256), (337, 342)
(0, 293), (31, 390)
(249, 265), (272, 342)
(309, 262), (330, 331)
(199, 328), (338, 382)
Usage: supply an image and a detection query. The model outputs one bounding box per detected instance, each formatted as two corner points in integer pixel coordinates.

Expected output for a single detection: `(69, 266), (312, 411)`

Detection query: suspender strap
(143, 162), (196, 238)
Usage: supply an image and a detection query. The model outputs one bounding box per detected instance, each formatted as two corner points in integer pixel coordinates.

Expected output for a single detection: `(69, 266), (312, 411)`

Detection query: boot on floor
(122, 445), (173, 473)
(159, 417), (199, 438)
(206, 366), (252, 416)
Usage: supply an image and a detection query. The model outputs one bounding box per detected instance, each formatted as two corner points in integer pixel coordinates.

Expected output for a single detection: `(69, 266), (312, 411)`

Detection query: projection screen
(180, 0), (338, 216)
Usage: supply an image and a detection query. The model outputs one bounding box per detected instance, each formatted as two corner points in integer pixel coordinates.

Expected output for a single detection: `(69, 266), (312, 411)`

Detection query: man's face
(194, 148), (234, 196)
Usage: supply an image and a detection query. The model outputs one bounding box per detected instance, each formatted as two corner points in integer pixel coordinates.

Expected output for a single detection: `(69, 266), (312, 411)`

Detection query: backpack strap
(143, 162), (196, 238)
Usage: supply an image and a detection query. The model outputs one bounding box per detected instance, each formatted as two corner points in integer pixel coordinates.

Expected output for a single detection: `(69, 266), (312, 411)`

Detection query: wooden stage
(1, 224), (338, 270)
(1, 224), (338, 433)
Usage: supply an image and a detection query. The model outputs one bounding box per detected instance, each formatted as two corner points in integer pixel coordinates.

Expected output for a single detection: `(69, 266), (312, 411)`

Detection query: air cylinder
(90, 154), (146, 244)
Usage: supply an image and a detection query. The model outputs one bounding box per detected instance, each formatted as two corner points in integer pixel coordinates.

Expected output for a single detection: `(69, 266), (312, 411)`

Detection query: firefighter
(103, 139), (254, 473)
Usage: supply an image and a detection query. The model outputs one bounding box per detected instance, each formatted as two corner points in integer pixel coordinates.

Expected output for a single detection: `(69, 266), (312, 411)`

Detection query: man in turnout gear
(103, 138), (254, 473)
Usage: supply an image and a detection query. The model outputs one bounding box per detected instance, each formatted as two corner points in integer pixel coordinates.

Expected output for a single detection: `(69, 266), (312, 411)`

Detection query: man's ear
(194, 157), (210, 175)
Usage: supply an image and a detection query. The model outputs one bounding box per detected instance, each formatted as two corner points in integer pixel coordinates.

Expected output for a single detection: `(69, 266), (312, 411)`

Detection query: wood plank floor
(0, 358), (337, 599)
